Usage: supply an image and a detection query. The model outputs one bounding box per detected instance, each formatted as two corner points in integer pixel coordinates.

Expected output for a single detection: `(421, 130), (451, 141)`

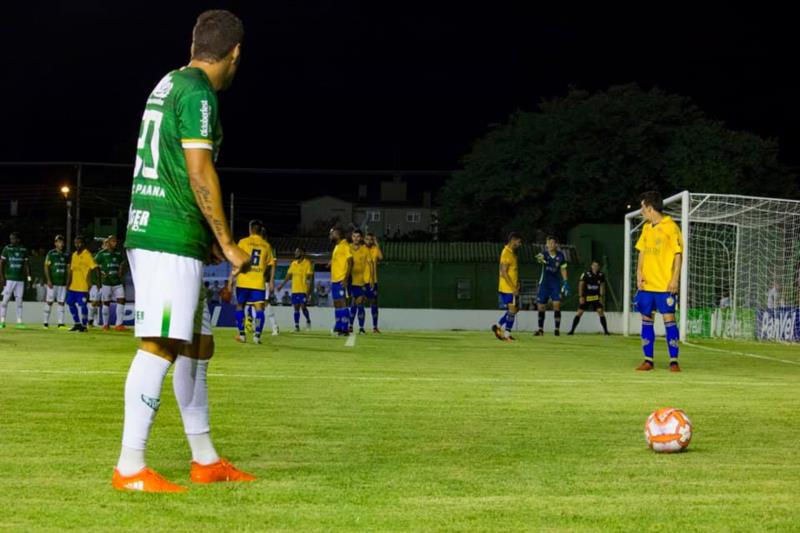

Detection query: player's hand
(667, 279), (679, 294)
(210, 242), (225, 265)
(637, 277), (645, 290)
(47, 282), (53, 289)
(579, 296), (586, 305)
(535, 253), (545, 264)
(222, 242), (251, 276)
(561, 280), (571, 297)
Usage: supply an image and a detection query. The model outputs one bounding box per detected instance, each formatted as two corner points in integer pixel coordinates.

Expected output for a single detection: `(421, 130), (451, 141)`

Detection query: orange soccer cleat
(670, 362), (682, 373)
(635, 361), (654, 372)
(114, 325), (127, 332)
(190, 459), (256, 484)
(102, 325), (110, 331)
(112, 467), (187, 493)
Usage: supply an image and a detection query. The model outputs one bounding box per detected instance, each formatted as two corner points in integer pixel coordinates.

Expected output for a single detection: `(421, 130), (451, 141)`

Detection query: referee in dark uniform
(568, 260), (610, 335)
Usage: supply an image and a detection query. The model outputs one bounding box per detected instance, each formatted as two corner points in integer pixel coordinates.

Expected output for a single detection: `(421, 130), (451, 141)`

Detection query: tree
(438, 84), (796, 241)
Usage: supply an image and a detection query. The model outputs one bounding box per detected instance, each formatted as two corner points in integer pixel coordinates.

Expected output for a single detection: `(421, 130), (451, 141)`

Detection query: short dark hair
(192, 10), (244, 63)
(507, 231), (522, 242)
(639, 191), (664, 213)
(591, 260), (600, 265)
(297, 247), (305, 253)
(546, 235), (558, 243)
(9, 232), (19, 239)
(366, 232), (375, 238)
(352, 229), (363, 236)
(249, 219), (264, 233)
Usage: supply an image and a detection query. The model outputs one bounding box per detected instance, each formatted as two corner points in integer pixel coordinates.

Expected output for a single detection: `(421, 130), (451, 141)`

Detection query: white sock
(16, 300), (23, 322)
(173, 356), (219, 465)
(115, 303), (124, 326)
(117, 350), (172, 476)
(102, 304), (110, 327)
(267, 305), (277, 330)
(57, 304), (65, 324)
(44, 302), (52, 324)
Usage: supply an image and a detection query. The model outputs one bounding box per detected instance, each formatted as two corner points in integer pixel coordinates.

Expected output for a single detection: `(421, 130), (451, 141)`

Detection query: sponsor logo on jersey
(132, 183), (166, 198)
(200, 100), (210, 137)
(140, 394), (161, 411)
(128, 209), (150, 232)
(152, 74), (173, 99)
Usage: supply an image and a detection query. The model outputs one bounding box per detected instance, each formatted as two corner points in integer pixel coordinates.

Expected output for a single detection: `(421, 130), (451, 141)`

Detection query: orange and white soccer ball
(644, 408), (693, 453)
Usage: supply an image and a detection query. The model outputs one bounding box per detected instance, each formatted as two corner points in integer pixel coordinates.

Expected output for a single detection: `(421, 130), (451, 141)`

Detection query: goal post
(624, 191), (800, 342)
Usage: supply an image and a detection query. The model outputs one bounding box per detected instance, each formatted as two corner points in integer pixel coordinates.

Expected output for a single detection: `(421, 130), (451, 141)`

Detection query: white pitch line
(4, 368), (796, 387)
(686, 342), (800, 367)
(345, 333), (357, 347)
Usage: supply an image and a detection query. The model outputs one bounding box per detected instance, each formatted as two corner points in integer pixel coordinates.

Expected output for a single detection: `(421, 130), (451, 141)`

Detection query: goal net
(624, 192), (800, 342)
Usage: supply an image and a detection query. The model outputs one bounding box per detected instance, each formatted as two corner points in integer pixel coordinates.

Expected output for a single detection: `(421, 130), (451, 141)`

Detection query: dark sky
(2, 3), (798, 171)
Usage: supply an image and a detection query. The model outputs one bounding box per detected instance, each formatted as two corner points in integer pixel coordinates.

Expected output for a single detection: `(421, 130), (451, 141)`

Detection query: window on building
(456, 278), (472, 300)
(406, 211), (421, 223)
(368, 210), (381, 222)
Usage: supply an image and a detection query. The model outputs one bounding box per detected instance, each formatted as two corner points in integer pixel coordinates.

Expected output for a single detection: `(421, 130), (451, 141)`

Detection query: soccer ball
(644, 408), (693, 453)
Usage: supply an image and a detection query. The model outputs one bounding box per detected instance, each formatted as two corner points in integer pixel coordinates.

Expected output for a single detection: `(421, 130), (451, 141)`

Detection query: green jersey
(95, 249), (125, 286)
(1, 245), (29, 282)
(126, 67), (223, 261)
(45, 248), (68, 286)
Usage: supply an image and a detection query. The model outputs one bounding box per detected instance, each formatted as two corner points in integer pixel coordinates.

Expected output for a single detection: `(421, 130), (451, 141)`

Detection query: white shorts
(2, 280), (24, 301)
(128, 248), (205, 342)
(101, 285), (125, 302)
(89, 285), (100, 302)
(195, 293), (212, 336)
(46, 285), (67, 304)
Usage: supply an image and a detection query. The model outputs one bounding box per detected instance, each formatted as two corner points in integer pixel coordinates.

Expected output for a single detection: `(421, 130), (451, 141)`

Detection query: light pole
(61, 186), (72, 255)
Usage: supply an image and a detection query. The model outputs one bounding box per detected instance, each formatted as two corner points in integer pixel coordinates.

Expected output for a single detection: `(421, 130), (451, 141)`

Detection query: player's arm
(636, 251), (645, 290)
(578, 276), (586, 304)
(23, 253), (32, 284)
(373, 241), (384, 262)
(500, 262), (517, 295)
(92, 266), (102, 290)
(277, 265), (290, 292)
(268, 260), (276, 293)
(184, 149), (249, 274)
(119, 258), (127, 281)
(600, 276), (606, 303)
(44, 257), (53, 288)
(560, 260), (570, 296)
(667, 253), (682, 294)
(0, 255), (6, 286)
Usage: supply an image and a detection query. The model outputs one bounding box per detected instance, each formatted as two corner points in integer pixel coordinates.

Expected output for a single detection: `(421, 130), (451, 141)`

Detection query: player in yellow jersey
(634, 191), (683, 372)
(227, 220), (275, 344)
(277, 247), (314, 332)
(329, 227), (353, 336)
(364, 232), (383, 333)
(65, 235), (101, 332)
(492, 232), (522, 341)
(348, 229), (373, 334)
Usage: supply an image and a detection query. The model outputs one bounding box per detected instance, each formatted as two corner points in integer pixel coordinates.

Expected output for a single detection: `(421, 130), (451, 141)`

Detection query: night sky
(1, 3), (798, 174)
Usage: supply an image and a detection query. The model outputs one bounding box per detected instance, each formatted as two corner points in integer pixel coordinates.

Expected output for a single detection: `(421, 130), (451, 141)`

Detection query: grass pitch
(1, 327), (799, 531)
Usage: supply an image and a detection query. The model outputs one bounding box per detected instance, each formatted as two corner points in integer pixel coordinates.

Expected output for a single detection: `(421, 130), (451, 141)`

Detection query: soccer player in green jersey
(43, 234), (69, 329)
(0, 232), (31, 329)
(113, 10), (253, 493)
(95, 235), (128, 331)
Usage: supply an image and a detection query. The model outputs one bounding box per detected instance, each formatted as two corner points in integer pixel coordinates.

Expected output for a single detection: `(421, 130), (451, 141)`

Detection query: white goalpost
(624, 191), (800, 342)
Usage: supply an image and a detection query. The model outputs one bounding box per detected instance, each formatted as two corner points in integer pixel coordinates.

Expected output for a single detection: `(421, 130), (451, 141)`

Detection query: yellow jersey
(331, 240), (353, 283)
(636, 215), (683, 292)
(350, 244), (372, 286)
(286, 258), (314, 294)
(498, 245), (519, 293)
(69, 249), (97, 292)
(236, 235), (275, 290)
(367, 245), (381, 283)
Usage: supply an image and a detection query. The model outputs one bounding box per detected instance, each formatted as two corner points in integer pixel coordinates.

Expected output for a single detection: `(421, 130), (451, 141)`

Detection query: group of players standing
(492, 233), (610, 341)
(0, 232), (127, 332)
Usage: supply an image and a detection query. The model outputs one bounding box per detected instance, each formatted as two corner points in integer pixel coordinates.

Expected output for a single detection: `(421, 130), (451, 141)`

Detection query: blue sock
(349, 305), (356, 326)
(641, 319), (655, 362)
(294, 310), (300, 326)
(371, 304), (379, 328)
(68, 302), (80, 324)
(505, 312), (516, 331)
(235, 309), (245, 334)
(357, 306), (365, 328)
(302, 307), (311, 323)
(334, 308), (346, 332)
(255, 310), (265, 336)
(499, 313), (508, 327)
(665, 321), (680, 361)
(80, 303), (89, 326)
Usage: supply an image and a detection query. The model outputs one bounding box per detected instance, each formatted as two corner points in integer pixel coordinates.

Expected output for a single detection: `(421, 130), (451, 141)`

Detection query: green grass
(1, 327), (799, 531)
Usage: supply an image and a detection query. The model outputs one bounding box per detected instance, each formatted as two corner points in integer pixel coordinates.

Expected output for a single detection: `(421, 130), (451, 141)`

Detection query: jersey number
(134, 110), (163, 180)
(251, 249), (261, 266)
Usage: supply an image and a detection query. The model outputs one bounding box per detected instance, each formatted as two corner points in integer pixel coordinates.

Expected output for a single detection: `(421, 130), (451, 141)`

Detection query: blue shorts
(331, 282), (347, 301)
(291, 293), (307, 306)
(537, 282), (561, 303)
(365, 283), (378, 300)
(635, 291), (678, 315)
(236, 287), (266, 305)
(350, 285), (366, 299)
(66, 290), (88, 306)
(498, 292), (517, 309)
